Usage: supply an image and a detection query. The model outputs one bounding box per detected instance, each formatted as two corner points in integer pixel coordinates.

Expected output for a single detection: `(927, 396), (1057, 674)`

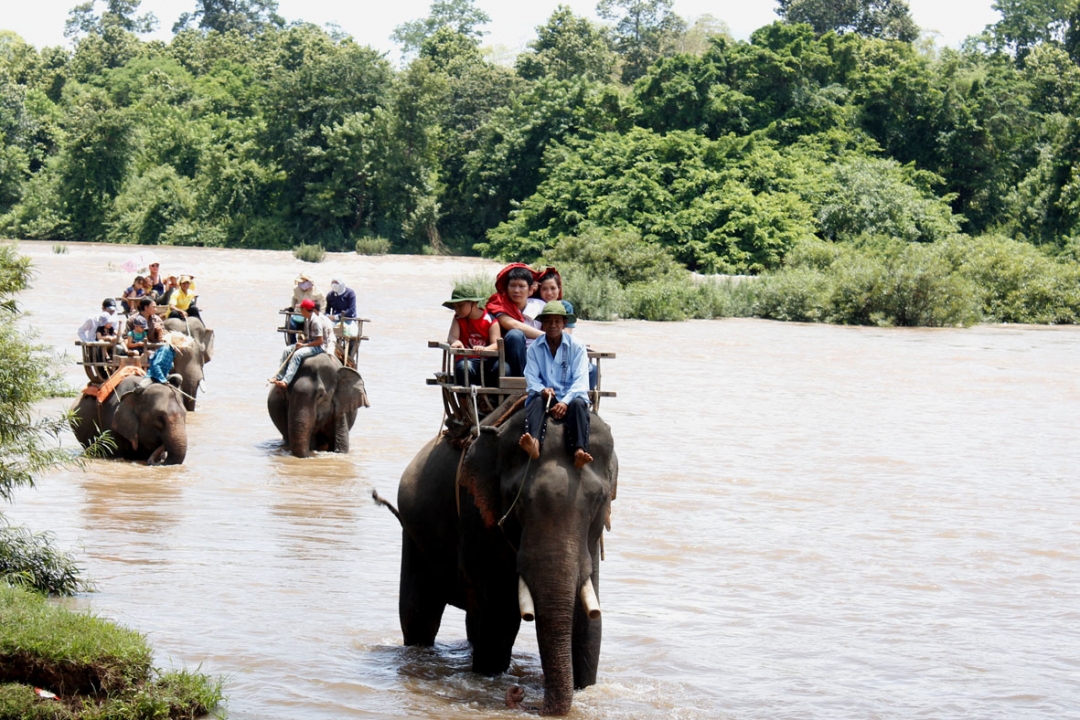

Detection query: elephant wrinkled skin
(267, 352), (369, 458)
(395, 401), (617, 715)
(70, 377), (188, 465)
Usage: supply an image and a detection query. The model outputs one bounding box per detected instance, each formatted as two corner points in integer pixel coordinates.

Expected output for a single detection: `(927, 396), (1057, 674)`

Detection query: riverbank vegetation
(2, 0), (1080, 324)
(0, 584), (223, 720)
(0, 245), (223, 718)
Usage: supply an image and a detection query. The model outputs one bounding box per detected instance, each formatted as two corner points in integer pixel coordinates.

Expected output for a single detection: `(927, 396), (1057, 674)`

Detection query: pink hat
(300, 299), (316, 310)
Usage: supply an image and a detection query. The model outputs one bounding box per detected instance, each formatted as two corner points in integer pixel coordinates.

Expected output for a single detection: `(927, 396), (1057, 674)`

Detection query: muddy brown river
(7, 240), (1080, 718)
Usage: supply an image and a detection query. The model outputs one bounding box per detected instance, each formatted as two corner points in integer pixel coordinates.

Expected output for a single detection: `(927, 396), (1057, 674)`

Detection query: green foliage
(0, 584), (224, 718)
(354, 236), (390, 255)
(817, 155), (961, 242)
(597, 0), (687, 84)
(108, 165), (195, 245)
(776, 0), (920, 42)
(484, 128), (817, 273)
(51, 244), (67, 254)
(0, 522), (86, 596)
(937, 233), (1080, 323)
(546, 226), (680, 284)
(173, 0), (284, 36)
(450, 272), (495, 301)
(984, 0), (1080, 62)
(392, 0), (491, 59)
(0, 245), (82, 500)
(516, 7), (615, 82)
(292, 243), (325, 263)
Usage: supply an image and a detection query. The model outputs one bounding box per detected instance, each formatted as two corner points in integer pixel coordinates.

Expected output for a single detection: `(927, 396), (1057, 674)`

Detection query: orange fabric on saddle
(94, 366), (146, 403)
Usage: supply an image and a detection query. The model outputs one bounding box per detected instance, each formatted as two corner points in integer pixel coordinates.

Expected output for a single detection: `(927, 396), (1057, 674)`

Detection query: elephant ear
(201, 328), (215, 363)
(458, 428), (502, 528)
(332, 366), (369, 417)
(112, 393), (140, 449)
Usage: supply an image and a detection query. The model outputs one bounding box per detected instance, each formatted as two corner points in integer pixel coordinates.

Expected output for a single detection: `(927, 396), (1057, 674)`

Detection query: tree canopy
(0, 0), (1077, 320)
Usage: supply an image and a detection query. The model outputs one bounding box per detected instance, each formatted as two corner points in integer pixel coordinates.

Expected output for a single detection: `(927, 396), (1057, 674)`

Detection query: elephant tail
(371, 489), (402, 524)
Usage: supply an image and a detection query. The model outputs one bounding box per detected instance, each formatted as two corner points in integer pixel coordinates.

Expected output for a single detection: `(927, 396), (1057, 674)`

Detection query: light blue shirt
(524, 331), (590, 406)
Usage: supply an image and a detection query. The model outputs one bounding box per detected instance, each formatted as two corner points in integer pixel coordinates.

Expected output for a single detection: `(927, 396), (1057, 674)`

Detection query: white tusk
(580, 580), (601, 620)
(518, 577), (535, 622)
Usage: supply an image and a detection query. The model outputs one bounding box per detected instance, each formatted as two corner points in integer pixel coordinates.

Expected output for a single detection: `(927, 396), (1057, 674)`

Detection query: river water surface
(8, 241), (1080, 719)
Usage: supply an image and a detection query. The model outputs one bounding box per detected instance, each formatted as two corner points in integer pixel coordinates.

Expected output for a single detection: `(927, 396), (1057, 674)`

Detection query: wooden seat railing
(75, 340), (164, 384)
(429, 338), (616, 432)
(277, 311), (370, 369)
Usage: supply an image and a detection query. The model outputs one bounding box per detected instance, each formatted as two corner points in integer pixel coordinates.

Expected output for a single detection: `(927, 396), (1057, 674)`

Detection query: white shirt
(77, 311), (116, 342)
(522, 298), (546, 347)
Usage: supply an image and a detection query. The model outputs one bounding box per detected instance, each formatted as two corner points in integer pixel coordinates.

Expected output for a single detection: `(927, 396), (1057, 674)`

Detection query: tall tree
(391, 0), (490, 59)
(64, 0), (157, 38)
(597, 0), (686, 84)
(776, 0), (919, 42)
(172, 0), (284, 36)
(985, 0), (1080, 62)
(516, 6), (615, 82)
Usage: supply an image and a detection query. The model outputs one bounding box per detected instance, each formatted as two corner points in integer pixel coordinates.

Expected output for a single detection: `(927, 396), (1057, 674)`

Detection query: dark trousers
(503, 329), (527, 376)
(454, 357), (500, 386)
(169, 306), (202, 321)
(525, 394), (590, 454)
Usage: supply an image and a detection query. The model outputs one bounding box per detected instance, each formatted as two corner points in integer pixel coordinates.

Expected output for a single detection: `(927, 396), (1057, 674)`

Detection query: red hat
(300, 299), (316, 310)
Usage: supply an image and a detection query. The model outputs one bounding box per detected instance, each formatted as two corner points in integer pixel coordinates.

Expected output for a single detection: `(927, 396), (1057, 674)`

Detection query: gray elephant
(70, 376), (188, 465)
(267, 352), (369, 458)
(162, 317), (214, 411)
(392, 400), (617, 715)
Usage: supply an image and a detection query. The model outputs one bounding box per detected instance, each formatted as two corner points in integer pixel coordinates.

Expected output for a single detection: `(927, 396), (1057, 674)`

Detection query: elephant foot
(574, 448), (593, 469)
(518, 433), (540, 460)
(147, 446), (168, 465)
(504, 686), (537, 712)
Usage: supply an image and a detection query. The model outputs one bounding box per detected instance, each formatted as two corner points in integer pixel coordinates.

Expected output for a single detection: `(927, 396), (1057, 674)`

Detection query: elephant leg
(468, 578), (521, 676)
(400, 531), (446, 646)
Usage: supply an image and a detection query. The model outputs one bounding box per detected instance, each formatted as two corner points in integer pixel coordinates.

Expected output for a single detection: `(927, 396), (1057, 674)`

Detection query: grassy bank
(0, 584), (222, 720)
(550, 231), (1080, 326)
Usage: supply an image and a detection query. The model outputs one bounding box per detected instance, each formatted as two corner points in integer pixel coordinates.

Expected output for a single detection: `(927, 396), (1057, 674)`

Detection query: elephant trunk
(289, 402), (315, 458)
(161, 414), (187, 465)
(530, 558), (580, 716)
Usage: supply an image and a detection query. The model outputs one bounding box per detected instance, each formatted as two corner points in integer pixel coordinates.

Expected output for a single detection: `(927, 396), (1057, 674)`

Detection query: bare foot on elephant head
(574, 448), (593, 469)
(268, 378), (287, 390)
(519, 433), (540, 460)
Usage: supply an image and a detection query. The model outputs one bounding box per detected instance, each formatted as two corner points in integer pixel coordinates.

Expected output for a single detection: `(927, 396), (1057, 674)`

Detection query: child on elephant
(444, 287), (501, 386)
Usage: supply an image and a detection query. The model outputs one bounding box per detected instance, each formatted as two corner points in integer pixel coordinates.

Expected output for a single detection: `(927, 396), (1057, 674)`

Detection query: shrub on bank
(452, 273), (496, 302)
(355, 237), (391, 255)
(0, 522), (87, 597)
(292, 243), (326, 263)
(0, 584), (223, 719)
(939, 235), (1080, 323)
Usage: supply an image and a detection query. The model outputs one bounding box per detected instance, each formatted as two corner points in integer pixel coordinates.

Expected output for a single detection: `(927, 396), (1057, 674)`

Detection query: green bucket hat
(442, 287), (488, 309)
(536, 300), (576, 325)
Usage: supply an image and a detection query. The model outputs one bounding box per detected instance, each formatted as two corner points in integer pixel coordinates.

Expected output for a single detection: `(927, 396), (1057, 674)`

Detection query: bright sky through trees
(5, 0), (1000, 54)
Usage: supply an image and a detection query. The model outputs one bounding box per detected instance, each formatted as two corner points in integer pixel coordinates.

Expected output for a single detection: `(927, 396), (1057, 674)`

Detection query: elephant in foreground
(267, 352), (369, 458)
(70, 376), (188, 465)
(162, 317), (214, 411)
(393, 400), (617, 715)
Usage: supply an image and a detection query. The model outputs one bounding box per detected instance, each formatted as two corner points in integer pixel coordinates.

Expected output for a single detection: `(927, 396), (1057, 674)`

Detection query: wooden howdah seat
(75, 340), (164, 384)
(276, 310), (370, 369)
(428, 338), (615, 437)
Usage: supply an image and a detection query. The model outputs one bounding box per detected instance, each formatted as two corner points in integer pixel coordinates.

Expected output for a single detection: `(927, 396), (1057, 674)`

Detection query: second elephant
(162, 316), (214, 411)
(267, 352), (369, 458)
